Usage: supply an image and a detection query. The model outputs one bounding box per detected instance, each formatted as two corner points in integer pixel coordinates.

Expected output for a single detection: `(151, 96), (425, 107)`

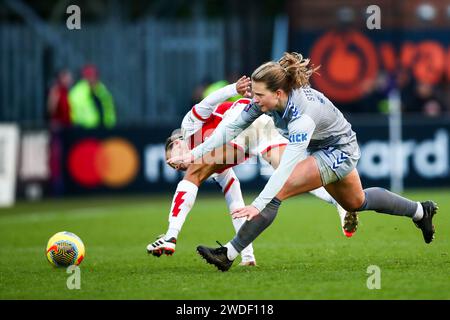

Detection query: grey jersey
(191, 86), (356, 212)
(242, 87), (355, 153)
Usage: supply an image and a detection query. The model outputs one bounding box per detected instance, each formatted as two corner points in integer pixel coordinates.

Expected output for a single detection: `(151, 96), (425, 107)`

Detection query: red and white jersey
(178, 83), (286, 199)
(180, 83), (286, 162)
(188, 98), (251, 149)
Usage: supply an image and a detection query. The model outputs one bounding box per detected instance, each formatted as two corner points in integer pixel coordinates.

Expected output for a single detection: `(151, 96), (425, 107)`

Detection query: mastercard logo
(68, 138), (140, 188)
(310, 30), (378, 103)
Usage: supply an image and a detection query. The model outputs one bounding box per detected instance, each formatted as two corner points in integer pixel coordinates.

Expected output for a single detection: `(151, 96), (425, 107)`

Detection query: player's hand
(231, 205), (260, 221)
(167, 152), (195, 169)
(235, 76), (251, 97)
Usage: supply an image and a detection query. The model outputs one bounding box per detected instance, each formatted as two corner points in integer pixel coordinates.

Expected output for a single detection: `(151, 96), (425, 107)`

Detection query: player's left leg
(324, 169), (438, 244)
(149, 144), (258, 260)
(280, 146), (437, 243)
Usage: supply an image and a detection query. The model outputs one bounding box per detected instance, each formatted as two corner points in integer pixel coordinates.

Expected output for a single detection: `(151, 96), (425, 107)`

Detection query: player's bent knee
(342, 194), (365, 212)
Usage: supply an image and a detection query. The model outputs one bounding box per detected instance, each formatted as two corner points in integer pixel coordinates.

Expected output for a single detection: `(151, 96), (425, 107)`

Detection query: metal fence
(0, 19), (225, 128)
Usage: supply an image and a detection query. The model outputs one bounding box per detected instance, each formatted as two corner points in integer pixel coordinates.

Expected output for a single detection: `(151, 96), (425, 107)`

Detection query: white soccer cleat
(239, 260), (257, 267)
(146, 234), (177, 257)
(337, 204), (358, 238)
(239, 247), (257, 266)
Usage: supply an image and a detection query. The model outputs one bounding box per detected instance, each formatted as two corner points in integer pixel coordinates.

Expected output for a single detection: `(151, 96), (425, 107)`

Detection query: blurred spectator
(69, 64), (117, 129)
(47, 69), (73, 197)
(47, 69), (73, 128)
(360, 72), (391, 113)
(445, 83), (450, 115)
(423, 100), (442, 117)
(396, 67), (415, 112)
(405, 81), (444, 116)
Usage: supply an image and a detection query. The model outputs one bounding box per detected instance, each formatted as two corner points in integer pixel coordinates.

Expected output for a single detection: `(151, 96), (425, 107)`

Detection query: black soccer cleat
(197, 242), (233, 272)
(414, 201), (438, 244)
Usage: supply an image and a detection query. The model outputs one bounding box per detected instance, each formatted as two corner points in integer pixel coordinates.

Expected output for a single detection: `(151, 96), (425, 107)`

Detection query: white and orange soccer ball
(46, 232), (85, 267)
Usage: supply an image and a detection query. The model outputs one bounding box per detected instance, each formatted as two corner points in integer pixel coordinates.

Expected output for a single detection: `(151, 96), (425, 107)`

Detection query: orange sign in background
(309, 30), (450, 103)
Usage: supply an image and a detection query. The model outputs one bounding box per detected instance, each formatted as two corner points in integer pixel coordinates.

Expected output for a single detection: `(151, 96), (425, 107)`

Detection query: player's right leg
(197, 156), (322, 271)
(260, 142), (358, 237)
(308, 187), (358, 237)
(147, 160), (232, 257)
(212, 168), (256, 266)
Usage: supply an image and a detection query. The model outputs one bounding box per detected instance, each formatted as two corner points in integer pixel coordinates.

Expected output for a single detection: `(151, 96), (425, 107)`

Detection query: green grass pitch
(1, 189), (449, 299)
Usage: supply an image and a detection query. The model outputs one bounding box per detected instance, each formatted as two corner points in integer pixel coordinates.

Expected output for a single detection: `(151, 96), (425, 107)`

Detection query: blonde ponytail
(278, 52), (319, 90)
(251, 52), (319, 93)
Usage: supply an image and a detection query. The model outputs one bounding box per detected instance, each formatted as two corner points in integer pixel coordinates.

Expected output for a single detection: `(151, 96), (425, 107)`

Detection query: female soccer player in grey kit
(168, 52), (438, 271)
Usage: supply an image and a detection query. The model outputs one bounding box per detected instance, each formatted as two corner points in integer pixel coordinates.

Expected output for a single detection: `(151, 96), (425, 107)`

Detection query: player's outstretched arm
(232, 115), (315, 220)
(192, 76), (251, 121)
(181, 76), (251, 140)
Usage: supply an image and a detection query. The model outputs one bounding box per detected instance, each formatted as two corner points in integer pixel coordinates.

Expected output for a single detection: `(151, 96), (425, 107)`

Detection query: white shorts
(223, 106), (287, 157)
